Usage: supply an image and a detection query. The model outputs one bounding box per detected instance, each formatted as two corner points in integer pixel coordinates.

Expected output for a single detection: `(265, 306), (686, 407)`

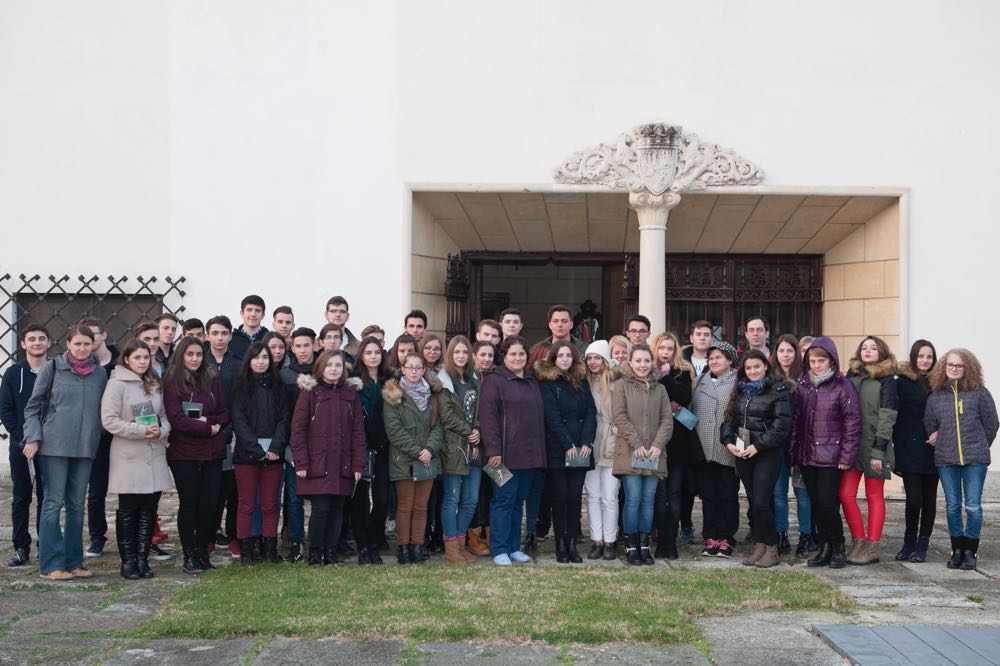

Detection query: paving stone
(697, 610), (848, 666)
(254, 637), (405, 664)
(105, 639), (255, 665)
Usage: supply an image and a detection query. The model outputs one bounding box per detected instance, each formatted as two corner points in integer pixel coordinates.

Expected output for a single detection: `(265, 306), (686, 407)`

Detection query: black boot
(807, 541), (832, 567)
(307, 547), (324, 566)
(657, 528), (678, 560)
(895, 535), (917, 561)
(396, 544), (411, 565)
(116, 510), (141, 580)
(240, 538), (254, 566)
(324, 546), (340, 565)
(555, 537), (569, 563)
(795, 533), (817, 558)
(357, 545), (371, 565)
(523, 533), (537, 552)
(566, 537), (583, 564)
(264, 537), (283, 564)
(626, 534), (642, 566)
(776, 532), (791, 556)
(197, 546), (215, 570)
(960, 538), (979, 571)
(287, 542), (304, 564)
(587, 541), (603, 560)
(182, 546), (201, 574)
(639, 533), (655, 565)
(367, 543), (384, 565)
(910, 536), (930, 563)
(830, 542), (847, 569)
(412, 544), (428, 563)
(136, 507), (155, 578)
(947, 536), (965, 569)
(602, 541), (617, 561)
(252, 536), (264, 563)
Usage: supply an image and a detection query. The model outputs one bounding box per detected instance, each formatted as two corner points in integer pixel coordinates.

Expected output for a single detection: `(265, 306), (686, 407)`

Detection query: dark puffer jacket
(290, 375), (366, 495)
(536, 359), (597, 470)
(847, 358), (898, 479)
(788, 337), (862, 468)
(893, 364), (935, 475)
(659, 368), (703, 466)
(231, 374), (289, 465)
(720, 379), (792, 456)
(924, 380), (998, 468)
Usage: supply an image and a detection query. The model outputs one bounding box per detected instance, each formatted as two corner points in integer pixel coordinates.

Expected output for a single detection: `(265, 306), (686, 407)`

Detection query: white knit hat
(584, 339), (611, 364)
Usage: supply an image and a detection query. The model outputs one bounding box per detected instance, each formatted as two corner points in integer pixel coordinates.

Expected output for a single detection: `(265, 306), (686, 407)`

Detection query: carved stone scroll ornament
(554, 123), (763, 194)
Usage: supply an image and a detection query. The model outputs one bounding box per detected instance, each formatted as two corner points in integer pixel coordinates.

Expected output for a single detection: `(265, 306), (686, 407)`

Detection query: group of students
(1, 296), (995, 579)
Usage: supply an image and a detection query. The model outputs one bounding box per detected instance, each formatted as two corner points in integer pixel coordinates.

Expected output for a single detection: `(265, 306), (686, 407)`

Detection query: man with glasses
(324, 296), (357, 345)
(625, 315), (651, 347)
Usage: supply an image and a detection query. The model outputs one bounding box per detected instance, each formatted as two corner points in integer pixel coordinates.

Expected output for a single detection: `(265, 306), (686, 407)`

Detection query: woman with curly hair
(924, 348), (998, 570)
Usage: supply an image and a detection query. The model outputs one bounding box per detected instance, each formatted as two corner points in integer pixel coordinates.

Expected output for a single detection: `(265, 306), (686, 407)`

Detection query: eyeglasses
(627, 329), (649, 335)
(327, 308), (348, 315)
(403, 365), (424, 372)
(946, 363), (965, 370)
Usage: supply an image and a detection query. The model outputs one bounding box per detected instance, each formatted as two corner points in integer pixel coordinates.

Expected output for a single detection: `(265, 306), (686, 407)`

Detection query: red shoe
(152, 516), (169, 545)
(228, 540), (241, 558)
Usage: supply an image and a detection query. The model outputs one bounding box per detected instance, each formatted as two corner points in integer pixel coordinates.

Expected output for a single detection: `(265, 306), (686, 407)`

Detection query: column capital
(629, 190), (681, 230)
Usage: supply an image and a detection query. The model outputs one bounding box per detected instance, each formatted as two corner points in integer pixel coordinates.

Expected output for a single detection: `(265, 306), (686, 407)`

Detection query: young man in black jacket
(204, 315), (241, 557)
(0, 325), (51, 566)
(229, 295), (269, 361)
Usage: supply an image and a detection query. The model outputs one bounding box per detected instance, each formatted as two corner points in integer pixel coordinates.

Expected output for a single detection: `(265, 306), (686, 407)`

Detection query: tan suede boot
(742, 543), (766, 566)
(755, 545), (780, 568)
(860, 540), (880, 564)
(457, 536), (477, 562)
(466, 527), (491, 556)
(846, 538), (868, 565)
(444, 539), (466, 565)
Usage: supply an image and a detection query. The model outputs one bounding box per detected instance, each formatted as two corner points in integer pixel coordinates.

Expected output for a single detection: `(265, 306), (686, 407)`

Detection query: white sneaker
(510, 550), (532, 563)
(493, 553), (512, 566)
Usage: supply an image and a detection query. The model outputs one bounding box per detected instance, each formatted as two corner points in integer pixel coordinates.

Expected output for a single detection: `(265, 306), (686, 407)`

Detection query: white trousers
(584, 465), (620, 543)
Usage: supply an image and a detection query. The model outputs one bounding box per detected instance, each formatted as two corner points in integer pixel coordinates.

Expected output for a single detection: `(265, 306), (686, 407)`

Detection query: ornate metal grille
(0, 273), (187, 372)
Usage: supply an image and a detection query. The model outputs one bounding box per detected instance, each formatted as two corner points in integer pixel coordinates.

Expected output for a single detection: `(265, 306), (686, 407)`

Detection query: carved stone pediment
(554, 123), (763, 194)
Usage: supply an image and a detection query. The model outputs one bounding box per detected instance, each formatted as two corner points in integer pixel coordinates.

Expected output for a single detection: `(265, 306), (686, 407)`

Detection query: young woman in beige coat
(100, 339), (171, 579)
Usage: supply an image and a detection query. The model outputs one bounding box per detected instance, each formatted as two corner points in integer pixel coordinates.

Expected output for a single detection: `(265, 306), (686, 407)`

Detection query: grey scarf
(400, 377), (431, 411)
(809, 368), (835, 387)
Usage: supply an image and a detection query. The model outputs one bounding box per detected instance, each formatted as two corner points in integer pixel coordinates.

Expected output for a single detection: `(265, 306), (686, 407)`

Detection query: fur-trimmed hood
(849, 356), (897, 380)
(895, 361), (921, 382)
(381, 372), (443, 406)
(296, 373), (363, 392)
(533, 358), (587, 384)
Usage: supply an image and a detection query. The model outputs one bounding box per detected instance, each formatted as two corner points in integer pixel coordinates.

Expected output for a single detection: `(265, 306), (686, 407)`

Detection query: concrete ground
(0, 478), (997, 665)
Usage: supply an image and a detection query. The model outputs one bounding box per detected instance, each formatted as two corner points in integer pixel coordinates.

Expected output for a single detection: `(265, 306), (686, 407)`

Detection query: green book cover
(411, 459), (440, 481)
(565, 446), (591, 467)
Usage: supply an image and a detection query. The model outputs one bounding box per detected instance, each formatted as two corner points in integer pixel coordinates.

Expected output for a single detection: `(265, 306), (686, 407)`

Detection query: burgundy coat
(479, 365), (546, 470)
(290, 376), (366, 496)
(788, 337), (862, 469)
(164, 379), (230, 462)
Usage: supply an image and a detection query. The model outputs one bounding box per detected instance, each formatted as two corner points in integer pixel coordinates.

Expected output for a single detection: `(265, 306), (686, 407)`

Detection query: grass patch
(967, 594), (984, 604)
(135, 563), (849, 645)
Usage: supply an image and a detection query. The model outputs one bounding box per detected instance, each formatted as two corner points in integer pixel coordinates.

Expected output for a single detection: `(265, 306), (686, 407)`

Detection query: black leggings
(307, 494), (347, 550)
(118, 492), (159, 513)
(348, 448), (391, 547)
(901, 471), (938, 538)
(547, 468), (587, 539)
(216, 469), (237, 540)
(735, 452), (783, 546)
(800, 465), (844, 546)
(169, 459), (223, 551)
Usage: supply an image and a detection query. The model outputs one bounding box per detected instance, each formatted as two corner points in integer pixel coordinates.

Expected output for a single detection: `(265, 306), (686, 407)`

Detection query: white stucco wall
(2, 0), (999, 375)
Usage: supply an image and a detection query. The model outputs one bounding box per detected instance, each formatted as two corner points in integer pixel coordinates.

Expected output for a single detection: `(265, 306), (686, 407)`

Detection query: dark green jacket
(846, 358), (898, 479)
(437, 370), (479, 475)
(382, 375), (444, 482)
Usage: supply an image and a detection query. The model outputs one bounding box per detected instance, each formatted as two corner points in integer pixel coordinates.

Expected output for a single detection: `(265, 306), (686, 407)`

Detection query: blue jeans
(37, 455), (93, 574)
(937, 464), (987, 538)
(621, 474), (658, 534)
(489, 468), (534, 556)
(524, 469), (545, 534)
(282, 463), (305, 543)
(773, 460), (813, 534)
(441, 470), (482, 538)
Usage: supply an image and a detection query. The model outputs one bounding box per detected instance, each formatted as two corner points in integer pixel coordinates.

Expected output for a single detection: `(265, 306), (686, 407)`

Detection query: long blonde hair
(651, 331), (691, 374)
(586, 353), (614, 406)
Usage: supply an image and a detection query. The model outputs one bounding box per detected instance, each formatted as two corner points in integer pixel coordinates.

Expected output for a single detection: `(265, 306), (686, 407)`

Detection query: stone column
(629, 190), (680, 334)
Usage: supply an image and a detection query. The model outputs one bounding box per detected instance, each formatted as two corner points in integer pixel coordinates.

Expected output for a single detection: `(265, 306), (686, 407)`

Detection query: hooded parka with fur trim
(381, 374), (444, 482)
(611, 364), (673, 476)
(846, 357), (898, 479)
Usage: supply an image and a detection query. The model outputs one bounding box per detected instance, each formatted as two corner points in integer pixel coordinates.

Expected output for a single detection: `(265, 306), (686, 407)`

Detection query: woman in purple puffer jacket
(788, 337), (861, 569)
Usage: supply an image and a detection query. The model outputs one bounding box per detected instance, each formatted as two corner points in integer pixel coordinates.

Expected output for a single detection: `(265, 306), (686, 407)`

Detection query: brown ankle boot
(846, 538), (869, 565)
(466, 528), (491, 556)
(444, 539), (466, 564)
(742, 543), (766, 566)
(457, 536), (477, 562)
(755, 545), (780, 568)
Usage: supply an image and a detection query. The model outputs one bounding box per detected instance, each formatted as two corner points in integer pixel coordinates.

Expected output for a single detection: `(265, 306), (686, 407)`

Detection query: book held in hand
(411, 458), (440, 481)
(673, 406), (698, 430)
(258, 438), (272, 454)
(181, 401), (203, 419)
(131, 400), (158, 427)
(483, 463), (513, 487)
(631, 451), (659, 471)
(565, 446), (591, 467)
